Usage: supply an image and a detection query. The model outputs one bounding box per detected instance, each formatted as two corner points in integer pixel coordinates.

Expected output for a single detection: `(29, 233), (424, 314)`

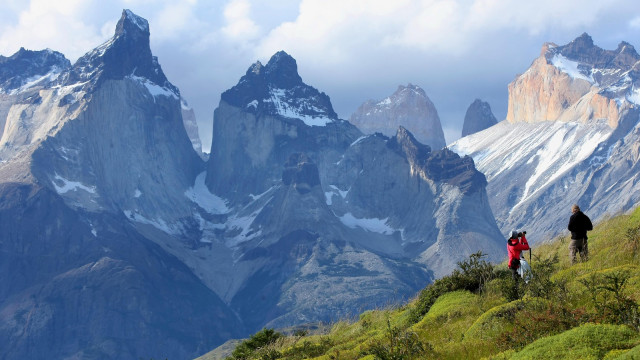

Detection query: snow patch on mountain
(128, 74), (178, 101)
(517, 121), (611, 207)
(453, 120), (612, 184)
(324, 185), (350, 205)
(52, 173), (96, 194)
(225, 207), (266, 247)
(266, 88), (333, 126)
(551, 54), (594, 83)
(249, 186), (276, 201)
(627, 86), (640, 105)
(124, 210), (180, 235)
(338, 213), (396, 235)
(7, 67), (63, 94)
(350, 136), (368, 147)
(185, 172), (229, 214)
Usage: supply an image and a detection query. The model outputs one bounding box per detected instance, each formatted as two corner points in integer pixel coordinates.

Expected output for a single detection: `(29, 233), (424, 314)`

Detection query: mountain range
(0, 9), (505, 359)
(3, 8), (638, 360)
(451, 33), (640, 241)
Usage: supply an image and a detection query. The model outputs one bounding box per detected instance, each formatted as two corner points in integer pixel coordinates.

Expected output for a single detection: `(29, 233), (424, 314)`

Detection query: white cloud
(256, 0), (630, 61)
(221, 0), (260, 41)
(0, 0), (107, 60)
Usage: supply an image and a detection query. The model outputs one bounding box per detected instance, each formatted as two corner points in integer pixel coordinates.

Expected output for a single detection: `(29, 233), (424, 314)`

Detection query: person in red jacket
(507, 230), (530, 282)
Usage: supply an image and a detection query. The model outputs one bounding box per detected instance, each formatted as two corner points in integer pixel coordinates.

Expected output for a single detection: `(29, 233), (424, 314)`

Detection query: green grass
(219, 205), (640, 360)
(513, 323), (639, 359)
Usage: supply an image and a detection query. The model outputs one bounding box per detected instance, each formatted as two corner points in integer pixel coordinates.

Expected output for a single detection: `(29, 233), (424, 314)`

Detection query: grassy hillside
(205, 206), (640, 360)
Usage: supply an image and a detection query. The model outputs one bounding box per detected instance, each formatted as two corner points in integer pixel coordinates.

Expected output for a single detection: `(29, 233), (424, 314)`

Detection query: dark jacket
(568, 211), (593, 240)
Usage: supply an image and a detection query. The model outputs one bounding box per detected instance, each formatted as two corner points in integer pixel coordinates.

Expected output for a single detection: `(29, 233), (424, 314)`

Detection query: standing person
(567, 204), (593, 264)
(507, 231), (530, 282)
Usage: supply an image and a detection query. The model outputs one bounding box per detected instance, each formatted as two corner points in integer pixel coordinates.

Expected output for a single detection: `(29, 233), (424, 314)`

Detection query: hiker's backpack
(518, 257), (532, 283)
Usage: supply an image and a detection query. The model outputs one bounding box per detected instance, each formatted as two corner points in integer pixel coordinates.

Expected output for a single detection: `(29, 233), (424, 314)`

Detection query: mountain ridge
(452, 33), (640, 241)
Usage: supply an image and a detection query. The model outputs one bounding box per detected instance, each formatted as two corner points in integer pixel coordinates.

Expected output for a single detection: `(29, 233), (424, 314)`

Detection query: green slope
(210, 206), (640, 360)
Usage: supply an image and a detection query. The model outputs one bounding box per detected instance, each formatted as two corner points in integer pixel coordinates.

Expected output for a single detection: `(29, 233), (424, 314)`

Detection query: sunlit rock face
(506, 33), (640, 128)
(452, 33), (640, 242)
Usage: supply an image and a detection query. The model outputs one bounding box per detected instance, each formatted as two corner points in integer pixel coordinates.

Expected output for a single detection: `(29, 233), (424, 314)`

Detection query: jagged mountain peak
(264, 50), (303, 88)
(0, 47), (70, 92)
(508, 34), (640, 125)
(395, 83), (427, 98)
(65, 9), (177, 94)
(241, 51), (302, 88)
(116, 9), (150, 36)
(569, 32), (594, 48)
(545, 33), (640, 71)
(392, 125), (431, 157)
(462, 99), (497, 137)
(220, 51), (337, 126)
(249, 60), (264, 75)
(388, 126), (486, 194)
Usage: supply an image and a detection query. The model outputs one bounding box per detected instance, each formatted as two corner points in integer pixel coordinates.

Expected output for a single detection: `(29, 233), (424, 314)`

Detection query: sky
(1, 0), (639, 150)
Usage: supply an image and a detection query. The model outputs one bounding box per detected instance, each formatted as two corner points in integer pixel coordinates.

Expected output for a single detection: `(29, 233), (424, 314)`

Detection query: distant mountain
(451, 33), (640, 241)
(0, 10), (506, 359)
(462, 99), (497, 137)
(0, 47), (70, 92)
(0, 10), (242, 360)
(203, 51), (504, 331)
(349, 84), (447, 150)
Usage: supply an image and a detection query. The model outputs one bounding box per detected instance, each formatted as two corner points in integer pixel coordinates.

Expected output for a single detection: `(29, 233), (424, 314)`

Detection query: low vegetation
(216, 206), (640, 359)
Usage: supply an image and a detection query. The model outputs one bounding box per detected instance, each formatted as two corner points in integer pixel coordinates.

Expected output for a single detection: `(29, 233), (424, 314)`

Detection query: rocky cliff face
(181, 98), (205, 156)
(462, 99), (497, 137)
(506, 33), (638, 128)
(199, 52), (504, 330)
(452, 34), (640, 241)
(349, 84), (447, 150)
(0, 10), (242, 360)
(0, 10), (506, 358)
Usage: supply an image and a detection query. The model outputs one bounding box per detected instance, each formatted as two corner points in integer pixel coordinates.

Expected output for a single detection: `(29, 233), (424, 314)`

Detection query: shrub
(227, 328), (283, 360)
(282, 337), (333, 359)
(625, 225), (640, 258)
(496, 301), (586, 351)
(580, 270), (640, 329)
(410, 252), (495, 323)
(363, 319), (432, 359)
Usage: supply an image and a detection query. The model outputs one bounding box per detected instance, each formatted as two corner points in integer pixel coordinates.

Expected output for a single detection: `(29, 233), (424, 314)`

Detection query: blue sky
(1, 0), (639, 150)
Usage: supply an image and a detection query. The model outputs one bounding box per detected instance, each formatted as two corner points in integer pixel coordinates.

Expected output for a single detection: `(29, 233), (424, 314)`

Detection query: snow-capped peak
(543, 33), (640, 103)
(221, 51), (338, 126)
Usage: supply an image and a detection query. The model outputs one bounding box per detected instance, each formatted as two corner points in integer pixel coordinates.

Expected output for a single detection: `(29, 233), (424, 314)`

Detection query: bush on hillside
(363, 318), (433, 359)
(226, 328), (283, 360)
(281, 337), (333, 360)
(410, 252), (495, 323)
(580, 270), (640, 329)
